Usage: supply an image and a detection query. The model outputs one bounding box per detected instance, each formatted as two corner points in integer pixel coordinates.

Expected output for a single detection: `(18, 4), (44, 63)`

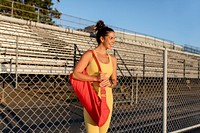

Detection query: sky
(52, 0), (200, 48)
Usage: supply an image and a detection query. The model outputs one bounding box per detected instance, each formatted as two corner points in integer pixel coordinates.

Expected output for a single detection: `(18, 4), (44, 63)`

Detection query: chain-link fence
(1, 15), (200, 133)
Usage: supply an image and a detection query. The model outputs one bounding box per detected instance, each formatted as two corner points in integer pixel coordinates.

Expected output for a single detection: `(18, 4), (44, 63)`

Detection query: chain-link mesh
(1, 16), (200, 133)
(111, 44), (164, 133)
(0, 19), (87, 132)
(167, 51), (200, 132)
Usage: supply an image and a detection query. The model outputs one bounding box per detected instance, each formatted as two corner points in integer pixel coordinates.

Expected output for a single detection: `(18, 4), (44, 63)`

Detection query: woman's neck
(95, 46), (107, 54)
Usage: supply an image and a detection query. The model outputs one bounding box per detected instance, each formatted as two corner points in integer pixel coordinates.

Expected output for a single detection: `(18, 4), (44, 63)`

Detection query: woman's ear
(100, 36), (104, 43)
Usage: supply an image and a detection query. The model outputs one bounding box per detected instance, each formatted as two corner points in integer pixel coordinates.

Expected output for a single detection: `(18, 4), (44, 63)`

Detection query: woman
(72, 20), (117, 133)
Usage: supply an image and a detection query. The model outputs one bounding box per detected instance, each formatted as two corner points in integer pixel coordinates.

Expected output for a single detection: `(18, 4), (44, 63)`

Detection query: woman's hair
(94, 20), (114, 44)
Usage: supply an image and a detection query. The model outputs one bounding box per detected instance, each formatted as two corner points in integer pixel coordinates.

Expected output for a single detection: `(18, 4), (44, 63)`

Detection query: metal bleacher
(1, 14), (194, 78)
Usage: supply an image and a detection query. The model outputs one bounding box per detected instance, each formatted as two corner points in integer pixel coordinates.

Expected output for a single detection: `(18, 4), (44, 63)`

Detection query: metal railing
(184, 44), (200, 55)
(73, 44), (82, 68)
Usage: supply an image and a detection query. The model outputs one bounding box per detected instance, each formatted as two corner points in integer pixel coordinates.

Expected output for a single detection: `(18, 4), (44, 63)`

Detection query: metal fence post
(15, 36), (19, 89)
(37, 8), (40, 22)
(11, 1), (14, 17)
(73, 44), (77, 68)
(198, 61), (200, 79)
(143, 54), (145, 77)
(183, 59), (186, 78)
(131, 73), (136, 106)
(135, 74), (138, 105)
(163, 48), (168, 133)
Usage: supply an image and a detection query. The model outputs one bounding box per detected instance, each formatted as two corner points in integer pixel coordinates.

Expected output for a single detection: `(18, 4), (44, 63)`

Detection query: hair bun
(94, 20), (106, 32)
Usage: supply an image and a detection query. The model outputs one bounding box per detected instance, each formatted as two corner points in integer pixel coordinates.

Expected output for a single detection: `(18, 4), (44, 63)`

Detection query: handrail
(114, 49), (132, 77)
(113, 50), (124, 77)
(73, 44), (82, 67)
(183, 44), (200, 55)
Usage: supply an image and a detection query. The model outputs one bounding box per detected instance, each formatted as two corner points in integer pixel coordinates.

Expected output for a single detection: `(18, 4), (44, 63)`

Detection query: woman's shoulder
(109, 54), (116, 60)
(83, 50), (93, 56)
(80, 50), (94, 61)
(109, 54), (117, 63)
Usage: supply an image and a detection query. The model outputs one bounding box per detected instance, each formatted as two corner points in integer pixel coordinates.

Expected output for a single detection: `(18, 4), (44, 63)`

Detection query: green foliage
(0, 0), (62, 24)
(0, 0), (12, 15)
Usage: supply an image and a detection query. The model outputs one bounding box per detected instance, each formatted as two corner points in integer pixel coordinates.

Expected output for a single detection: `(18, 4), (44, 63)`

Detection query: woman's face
(101, 31), (115, 49)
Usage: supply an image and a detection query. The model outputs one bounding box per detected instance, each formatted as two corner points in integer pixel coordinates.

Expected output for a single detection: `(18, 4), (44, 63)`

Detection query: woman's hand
(99, 79), (112, 87)
(97, 72), (107, 81)
(96, 72), (109, 87)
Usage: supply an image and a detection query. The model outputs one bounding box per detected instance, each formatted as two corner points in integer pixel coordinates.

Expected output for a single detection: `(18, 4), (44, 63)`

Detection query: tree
(0, 0), (13, 14)
(0, 0), (61, 25)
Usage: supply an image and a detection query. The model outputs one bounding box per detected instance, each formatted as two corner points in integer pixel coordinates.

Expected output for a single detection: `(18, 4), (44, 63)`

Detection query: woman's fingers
(99, 72), (107, 81)
(99, 79), (111, 87)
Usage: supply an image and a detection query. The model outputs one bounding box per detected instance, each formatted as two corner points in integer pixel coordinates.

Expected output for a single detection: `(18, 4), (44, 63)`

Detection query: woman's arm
(99, 55), (117, 88)
(110, 55), (117, 88)
(72, 50), (99, 82)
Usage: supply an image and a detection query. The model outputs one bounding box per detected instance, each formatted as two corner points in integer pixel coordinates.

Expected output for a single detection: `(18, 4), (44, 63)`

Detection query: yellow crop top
(86, 50), (113, 78)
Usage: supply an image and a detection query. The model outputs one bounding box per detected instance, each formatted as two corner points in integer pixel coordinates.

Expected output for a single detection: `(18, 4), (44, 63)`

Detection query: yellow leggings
(84, 87), (113, 133)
